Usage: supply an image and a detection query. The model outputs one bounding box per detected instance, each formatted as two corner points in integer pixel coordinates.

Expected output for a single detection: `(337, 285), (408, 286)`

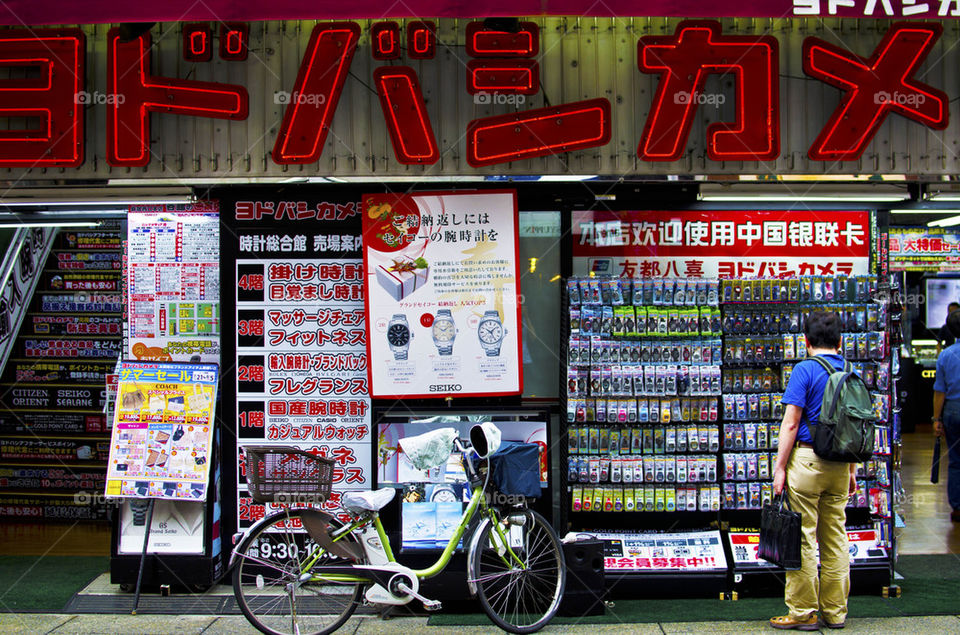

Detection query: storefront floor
(0, 613), (958, 634)
(898, 424), (960, 555)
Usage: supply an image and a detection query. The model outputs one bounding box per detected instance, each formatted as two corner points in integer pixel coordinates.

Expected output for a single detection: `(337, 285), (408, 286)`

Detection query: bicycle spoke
(233, 510), (364, 635)
(472, 511), (564, 632)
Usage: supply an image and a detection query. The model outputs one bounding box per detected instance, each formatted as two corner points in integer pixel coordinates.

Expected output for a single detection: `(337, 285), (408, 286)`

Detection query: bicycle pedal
(422, 599), (442, 612)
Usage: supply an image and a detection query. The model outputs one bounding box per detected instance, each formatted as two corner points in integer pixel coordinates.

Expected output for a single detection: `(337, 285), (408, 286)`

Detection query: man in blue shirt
(770, 311), (857, 631)
(932, 309), (960, 523)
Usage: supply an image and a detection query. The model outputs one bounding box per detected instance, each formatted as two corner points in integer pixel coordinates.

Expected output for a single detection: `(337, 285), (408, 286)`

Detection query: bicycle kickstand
(394, 581), (443, 612)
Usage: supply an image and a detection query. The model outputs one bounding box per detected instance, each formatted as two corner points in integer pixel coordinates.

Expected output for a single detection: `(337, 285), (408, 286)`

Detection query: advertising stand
(106, 360), (222, 598)
(562, 209), (898, 596)
(110, 206), (225, 592)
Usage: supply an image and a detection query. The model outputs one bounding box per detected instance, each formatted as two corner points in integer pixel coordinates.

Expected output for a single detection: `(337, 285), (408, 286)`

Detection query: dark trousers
(942, 399), (960, 510)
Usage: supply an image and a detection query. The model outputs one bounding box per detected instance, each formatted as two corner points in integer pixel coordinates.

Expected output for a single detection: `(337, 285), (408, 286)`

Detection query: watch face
(479, 320), (503, 344)
(387, 323), (409, 346)
(430, 486), (458, 502)
(433, 319), (455, 342)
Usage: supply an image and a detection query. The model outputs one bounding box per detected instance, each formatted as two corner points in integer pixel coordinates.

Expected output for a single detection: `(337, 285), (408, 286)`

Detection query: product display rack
(718, 276), (896, 593)
(559, 273), (897, 591)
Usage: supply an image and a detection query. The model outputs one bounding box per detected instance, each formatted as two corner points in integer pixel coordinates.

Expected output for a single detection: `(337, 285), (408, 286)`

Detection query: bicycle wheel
(233, 509), (365, 635)
(470, 508), (566, 634)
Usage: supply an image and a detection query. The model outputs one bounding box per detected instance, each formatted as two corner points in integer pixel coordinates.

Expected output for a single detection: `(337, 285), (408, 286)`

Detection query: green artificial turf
(428, 554), (960, 625)
(0, 556), (108, 612)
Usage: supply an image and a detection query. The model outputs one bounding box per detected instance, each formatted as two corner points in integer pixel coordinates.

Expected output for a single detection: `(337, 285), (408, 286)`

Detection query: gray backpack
(805, 356), (877, 463)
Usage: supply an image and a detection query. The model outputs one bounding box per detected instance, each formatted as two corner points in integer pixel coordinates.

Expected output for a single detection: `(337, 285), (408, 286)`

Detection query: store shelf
(560, 273), (899, 581)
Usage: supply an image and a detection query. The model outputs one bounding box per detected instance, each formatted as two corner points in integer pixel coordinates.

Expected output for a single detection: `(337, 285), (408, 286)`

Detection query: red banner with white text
(572, 210), (872, 279)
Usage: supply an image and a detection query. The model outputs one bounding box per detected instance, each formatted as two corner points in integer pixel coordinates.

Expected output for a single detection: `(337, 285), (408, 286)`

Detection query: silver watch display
(477, 309), (506, 357)
(387, 314), (412, 360)
(431, 309), (457, 355)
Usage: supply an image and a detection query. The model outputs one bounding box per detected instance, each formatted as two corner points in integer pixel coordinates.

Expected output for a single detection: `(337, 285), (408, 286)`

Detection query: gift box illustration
(376, 256), (429, 301)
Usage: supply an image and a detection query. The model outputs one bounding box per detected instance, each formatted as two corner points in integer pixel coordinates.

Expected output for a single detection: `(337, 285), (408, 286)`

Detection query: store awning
(0, 1), (954, 26)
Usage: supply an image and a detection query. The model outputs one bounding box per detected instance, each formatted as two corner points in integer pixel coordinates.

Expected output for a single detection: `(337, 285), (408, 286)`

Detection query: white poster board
(362, 190), (522, 398)
(127, 204), (221, 364)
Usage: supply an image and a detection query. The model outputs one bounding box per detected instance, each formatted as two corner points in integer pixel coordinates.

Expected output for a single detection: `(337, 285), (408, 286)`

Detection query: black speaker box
(557, 540), (605, 617)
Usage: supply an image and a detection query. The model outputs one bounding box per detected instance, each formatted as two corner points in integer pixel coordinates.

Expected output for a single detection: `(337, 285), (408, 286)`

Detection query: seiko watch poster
(362, 190), (522, 398)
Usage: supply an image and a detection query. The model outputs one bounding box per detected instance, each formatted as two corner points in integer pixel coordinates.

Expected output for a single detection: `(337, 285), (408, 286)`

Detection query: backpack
(804, 356), (877, 462)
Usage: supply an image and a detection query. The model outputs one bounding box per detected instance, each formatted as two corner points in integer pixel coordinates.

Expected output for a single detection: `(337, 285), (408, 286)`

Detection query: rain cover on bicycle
(398, 427), (458, 471)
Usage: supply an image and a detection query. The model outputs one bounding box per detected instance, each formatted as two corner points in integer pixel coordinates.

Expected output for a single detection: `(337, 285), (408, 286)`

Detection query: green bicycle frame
(298, 481), (525, 585)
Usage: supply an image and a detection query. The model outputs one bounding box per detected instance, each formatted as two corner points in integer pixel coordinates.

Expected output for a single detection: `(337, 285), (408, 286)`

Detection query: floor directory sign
(105, 361), (218, 501)
(361, 190), (522, 398)
(127, 203), (221, 364)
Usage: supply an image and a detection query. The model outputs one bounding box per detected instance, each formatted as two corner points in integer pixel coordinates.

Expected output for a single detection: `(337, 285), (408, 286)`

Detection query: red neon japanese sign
(466, 98), (611, 167)
(271, 22), (360, 165)
(407, 21), (436, 59)
(0, 29), (84, 167)
(803, 22), (948, 161)
(183, 24), (212, 62)
(466, 60), (539, 95)
(0, 20), (954, 171)
(371, 22), (400, 60)
(465, 21), (539, 57)
(220, 23), (249, 61)
(373, 67), (439, 164)
(106, 28), (248, 167)
(638, 20), (779, 162)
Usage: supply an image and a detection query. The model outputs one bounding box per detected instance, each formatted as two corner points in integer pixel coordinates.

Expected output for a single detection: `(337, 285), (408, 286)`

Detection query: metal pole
(131, 499), (156, 615)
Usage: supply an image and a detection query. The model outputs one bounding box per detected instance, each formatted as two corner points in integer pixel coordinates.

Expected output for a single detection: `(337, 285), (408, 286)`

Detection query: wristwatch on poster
(432, 309), (457, 355)
(430, 484), (459, 502)
(387, 314), (412, 360)
(477, 310), (506, 357)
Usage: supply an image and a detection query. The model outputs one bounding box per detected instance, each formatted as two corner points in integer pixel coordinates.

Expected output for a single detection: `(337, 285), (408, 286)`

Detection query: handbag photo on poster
(758, 492), (802, 570)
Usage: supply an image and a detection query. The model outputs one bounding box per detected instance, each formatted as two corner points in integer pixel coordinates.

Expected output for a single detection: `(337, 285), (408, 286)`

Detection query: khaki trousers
(784, 447), (851, 623)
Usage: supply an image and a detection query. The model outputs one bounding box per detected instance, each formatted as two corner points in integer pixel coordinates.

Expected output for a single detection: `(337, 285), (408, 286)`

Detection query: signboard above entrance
(0, 18), (958, 178)
(3, 2), (960, 25)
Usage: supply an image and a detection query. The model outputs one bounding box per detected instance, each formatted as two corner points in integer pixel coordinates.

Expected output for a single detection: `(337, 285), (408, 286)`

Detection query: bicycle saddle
(342, 488), (395, 514)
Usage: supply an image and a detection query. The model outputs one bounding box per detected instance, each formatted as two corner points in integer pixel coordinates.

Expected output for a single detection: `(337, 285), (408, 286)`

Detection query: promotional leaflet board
(889, 227), (960, 272)
(127, 204), (221, 364)
(362, 190), (522, 398)
(567, 529), (728, 572)
(105, 361), (218, 501)
(221, 190), (372, 531)
(572, 211), (872, 278)
(728, 529), (887, 568)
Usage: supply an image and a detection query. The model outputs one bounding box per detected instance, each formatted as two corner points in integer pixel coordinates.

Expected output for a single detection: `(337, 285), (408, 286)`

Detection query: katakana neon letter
(637, 20), (780, 162)
(107, 28), (248, 167)
(0, 29), (84, 167)
(272, 23), (360, 164)
(803, 22), (948, 161)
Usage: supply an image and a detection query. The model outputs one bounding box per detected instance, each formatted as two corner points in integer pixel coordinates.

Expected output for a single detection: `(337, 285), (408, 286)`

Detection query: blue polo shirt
(934, 342), (960, 400)
(781, 354), (846, 444)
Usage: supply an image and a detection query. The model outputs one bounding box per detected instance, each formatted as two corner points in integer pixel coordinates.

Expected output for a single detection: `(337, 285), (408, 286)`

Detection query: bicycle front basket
(243, 446), (334, 504)
(489, 441), (542, 499)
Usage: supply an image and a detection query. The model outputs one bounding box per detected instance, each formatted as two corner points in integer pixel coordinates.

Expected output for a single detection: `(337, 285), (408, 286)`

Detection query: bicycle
(231, 422), (566, 635)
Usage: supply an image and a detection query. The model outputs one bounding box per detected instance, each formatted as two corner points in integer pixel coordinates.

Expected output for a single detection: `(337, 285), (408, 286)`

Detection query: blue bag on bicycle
(489, 441), (541, 499)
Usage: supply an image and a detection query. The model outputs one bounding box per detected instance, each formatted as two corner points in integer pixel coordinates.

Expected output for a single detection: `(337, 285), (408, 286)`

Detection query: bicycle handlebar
(454, 437), (482, 485)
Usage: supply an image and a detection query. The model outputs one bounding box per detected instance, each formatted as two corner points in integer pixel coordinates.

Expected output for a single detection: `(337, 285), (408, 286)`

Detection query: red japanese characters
(637, 20), (780, 162)
(803, 22), (948, 161)
(0, 20), (952, 168)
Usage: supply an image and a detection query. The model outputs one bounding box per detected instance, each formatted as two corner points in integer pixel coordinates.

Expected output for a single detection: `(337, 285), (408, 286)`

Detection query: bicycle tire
(232, 509), (365, 635)
(470, 508), (566, 634)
